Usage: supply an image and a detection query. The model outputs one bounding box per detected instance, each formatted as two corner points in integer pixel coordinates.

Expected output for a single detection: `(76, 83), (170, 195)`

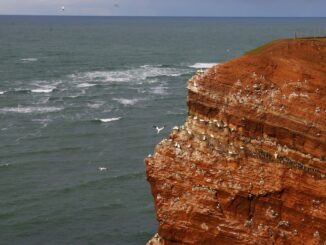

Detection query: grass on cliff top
(244, 36), (326, 55)
(244, 41), (276, 55)
(296, 36), (326, 40)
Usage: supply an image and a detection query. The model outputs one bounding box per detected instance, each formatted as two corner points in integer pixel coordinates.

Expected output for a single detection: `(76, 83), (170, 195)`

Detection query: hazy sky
(0, 0), (325, 17)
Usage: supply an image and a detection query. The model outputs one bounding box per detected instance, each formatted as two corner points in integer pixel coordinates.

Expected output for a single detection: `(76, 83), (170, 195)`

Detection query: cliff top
(190, 38), (325, 160)
(245, 37), (326, 55)
(198, 39), (325, 135)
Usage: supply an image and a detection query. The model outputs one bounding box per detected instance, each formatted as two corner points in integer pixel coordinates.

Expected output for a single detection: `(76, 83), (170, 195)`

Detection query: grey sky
(0, 0), (325, 17)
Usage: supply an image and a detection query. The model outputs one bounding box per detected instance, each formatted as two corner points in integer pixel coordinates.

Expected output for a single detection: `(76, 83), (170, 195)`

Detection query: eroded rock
(146, 38), (326, 245)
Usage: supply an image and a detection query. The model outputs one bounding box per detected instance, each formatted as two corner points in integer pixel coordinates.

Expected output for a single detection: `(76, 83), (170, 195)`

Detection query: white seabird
(153, 125), (165, 134)
(61, 6), (65, 11)
(98, 167), (108, 171)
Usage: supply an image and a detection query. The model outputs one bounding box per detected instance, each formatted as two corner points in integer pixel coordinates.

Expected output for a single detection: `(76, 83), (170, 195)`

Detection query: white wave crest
(113, 98), (141, 106)
(99, 117), (121, 123)
(0, 107), (63, 114)
(150, 85), (168, 95)
(77, 83), (97, 88)
(30, 83), (56, 93)
(66, 95), (79, 98)
(31, 88), (54, 93)
(72, 65), (192, 84)
(87, 101), (104, 109)
(189, 63), (219, 69)
(21, 58), (38, 62)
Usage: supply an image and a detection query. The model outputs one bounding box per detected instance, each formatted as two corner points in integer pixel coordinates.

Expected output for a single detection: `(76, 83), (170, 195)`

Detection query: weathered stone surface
(146, 39), (326, 245)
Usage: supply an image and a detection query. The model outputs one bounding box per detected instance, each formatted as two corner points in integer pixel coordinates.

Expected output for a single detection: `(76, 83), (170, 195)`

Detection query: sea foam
(21, 58), (38, 62)
(77, 83), (97, 88)
(72, 65), (192, 85)
(113, 98), (142, 106)
(150, 85), (168, 95)
(98, 117), (121, 123)
(189, 63), (219, 69)
(0, 107), (63, 114)
(87, 101), (104, 109)
(31, 88), (54, 93)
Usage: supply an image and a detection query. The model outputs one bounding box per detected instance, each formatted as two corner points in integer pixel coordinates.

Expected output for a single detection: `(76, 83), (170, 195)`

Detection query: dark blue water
(0, 16), (325, 244)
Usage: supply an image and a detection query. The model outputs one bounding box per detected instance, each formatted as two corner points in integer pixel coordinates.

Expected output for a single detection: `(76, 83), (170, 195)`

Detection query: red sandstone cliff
(145, 38), (326, 245)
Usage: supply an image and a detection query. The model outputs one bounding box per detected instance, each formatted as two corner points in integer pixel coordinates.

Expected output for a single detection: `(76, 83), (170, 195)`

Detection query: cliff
(145, 38), (326, 245)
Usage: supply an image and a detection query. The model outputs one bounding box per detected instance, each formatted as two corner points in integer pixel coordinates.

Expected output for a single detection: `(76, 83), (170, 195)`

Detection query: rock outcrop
(145, 38), (326, 245)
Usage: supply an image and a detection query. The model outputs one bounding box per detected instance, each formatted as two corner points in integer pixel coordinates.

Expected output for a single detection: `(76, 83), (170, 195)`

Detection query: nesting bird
(173, 126), (179, 131)
(174, 143), (181, 149)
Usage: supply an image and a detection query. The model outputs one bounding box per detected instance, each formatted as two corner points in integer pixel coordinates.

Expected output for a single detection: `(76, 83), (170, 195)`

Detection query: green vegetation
(295, 36), (326, 41)
(245, 36), (326, 55)
(244, 40), (276, 55)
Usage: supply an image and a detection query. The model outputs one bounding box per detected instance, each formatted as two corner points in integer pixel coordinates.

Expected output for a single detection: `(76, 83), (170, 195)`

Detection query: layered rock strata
(146, 39), (326, 245)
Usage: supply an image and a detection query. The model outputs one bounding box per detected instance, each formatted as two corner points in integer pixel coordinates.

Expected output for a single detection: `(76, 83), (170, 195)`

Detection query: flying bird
(98, 167), (108, 171)
(61, 6), (65, 11)
(153, 125), (165, 134)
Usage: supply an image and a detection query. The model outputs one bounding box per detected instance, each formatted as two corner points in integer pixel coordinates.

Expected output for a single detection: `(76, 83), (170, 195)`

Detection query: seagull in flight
(61, 6), (65, 11)
(153, 125), (165, 134)
(98, 167), (108, 172)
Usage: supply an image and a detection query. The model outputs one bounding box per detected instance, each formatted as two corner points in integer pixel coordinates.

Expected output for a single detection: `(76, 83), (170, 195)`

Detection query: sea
(0, 16), (325, 244)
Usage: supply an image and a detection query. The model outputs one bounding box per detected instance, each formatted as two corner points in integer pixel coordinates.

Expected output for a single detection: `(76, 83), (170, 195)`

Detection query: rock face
(145, 39), (326, 245)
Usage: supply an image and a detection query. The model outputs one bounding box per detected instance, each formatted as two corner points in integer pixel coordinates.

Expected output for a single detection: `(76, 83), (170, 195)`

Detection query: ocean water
(0, 16), (325, 244)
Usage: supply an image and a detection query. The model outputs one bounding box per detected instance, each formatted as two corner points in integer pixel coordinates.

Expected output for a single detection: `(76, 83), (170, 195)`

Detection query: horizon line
(0, 14), (325, 18)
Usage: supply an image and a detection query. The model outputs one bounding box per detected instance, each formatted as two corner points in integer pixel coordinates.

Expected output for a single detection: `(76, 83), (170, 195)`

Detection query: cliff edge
(145, 38), (326, 245)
